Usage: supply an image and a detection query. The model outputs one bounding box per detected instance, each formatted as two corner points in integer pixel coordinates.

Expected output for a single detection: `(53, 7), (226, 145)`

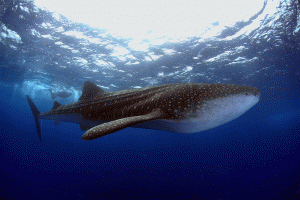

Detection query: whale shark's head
(191, 84), (261, 119)
(193, 84), (260, 131)
(149, 83), (261, 133)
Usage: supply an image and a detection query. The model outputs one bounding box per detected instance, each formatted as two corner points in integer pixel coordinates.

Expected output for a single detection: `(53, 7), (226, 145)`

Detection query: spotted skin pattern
(26, 81), (261, 141)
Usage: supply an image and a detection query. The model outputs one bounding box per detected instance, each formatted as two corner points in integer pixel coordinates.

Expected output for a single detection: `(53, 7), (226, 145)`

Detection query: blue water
(1, 0), (300, 199)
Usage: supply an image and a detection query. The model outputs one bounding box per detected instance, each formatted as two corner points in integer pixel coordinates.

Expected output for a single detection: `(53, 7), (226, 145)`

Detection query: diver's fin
(81, 109), (163, 140)
(26, 95), (42, 142)
(49, 89), (56, 99)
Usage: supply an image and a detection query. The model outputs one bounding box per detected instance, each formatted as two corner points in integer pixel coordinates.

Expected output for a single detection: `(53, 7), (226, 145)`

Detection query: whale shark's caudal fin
(26, 95), (42, 142)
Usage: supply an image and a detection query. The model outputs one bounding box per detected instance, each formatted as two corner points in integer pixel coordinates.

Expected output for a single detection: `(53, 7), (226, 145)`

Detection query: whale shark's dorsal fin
(79, 81), (108, 101)
(51, 101), (62, 110)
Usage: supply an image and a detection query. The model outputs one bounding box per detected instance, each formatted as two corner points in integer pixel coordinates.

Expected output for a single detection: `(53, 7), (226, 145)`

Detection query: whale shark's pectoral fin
(81, 109), (163, 140)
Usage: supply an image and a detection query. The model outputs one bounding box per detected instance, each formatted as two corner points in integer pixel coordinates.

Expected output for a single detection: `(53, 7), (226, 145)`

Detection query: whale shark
(26, 81), (261, 141)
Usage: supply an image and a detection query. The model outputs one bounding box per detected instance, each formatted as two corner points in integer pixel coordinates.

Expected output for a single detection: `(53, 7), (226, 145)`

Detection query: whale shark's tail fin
(26, 95), (41, 142)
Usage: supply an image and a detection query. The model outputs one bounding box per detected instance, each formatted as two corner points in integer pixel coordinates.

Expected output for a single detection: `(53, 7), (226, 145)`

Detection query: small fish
(26, 81), (261, 142)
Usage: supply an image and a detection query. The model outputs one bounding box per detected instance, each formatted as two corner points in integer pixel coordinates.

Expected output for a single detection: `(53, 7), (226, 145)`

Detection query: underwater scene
(0, 0), (300, 199)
